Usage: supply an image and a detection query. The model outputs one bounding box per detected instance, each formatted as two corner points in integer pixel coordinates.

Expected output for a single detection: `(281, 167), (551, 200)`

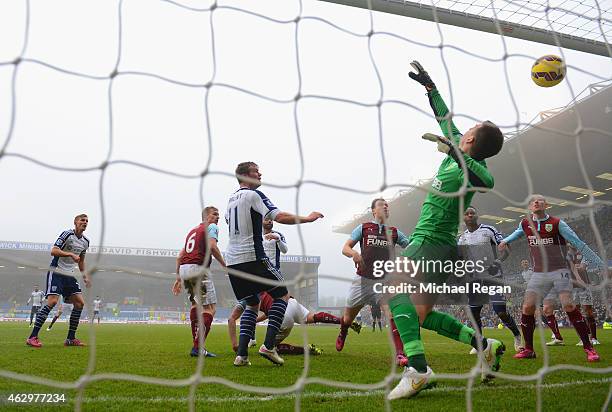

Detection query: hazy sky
(0, 0), (610, 299)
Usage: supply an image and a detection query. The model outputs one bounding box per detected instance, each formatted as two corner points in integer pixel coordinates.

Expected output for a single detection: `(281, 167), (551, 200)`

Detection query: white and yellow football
(531, 55), (566, 87)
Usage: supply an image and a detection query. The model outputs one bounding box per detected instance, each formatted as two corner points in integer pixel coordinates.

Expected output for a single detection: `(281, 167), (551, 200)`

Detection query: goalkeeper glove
(408, 60), (436, 91)
(422, 133), (453, 154)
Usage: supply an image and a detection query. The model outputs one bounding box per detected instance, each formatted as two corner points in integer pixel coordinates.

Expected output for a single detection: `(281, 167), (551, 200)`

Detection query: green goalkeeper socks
(389, 294), (427, 372)
(421, 310), (476, 346)
(388, 297), (485, 372)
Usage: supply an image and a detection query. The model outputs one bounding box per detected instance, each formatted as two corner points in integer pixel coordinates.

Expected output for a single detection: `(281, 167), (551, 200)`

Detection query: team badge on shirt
(545, 224), (553, 232)
(432, 178), (442, 190)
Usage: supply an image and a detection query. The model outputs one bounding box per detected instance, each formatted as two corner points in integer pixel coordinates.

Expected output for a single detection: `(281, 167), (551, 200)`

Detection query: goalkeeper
(387, 61), (506, 400)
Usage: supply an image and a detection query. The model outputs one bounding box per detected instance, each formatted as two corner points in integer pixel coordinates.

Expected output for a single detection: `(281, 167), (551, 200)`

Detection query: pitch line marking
(78, 378), (611, 404)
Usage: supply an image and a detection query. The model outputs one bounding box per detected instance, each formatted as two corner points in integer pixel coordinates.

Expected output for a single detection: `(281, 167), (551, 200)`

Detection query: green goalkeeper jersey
(411, 89), (495, 245)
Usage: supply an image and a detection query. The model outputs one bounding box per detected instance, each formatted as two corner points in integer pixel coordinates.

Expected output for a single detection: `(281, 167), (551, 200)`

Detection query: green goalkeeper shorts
(401, 235), (459, 283)
(398, 236), (471, 305)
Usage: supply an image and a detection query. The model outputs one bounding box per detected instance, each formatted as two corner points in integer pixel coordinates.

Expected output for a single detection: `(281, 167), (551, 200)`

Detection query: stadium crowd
(425, 205), (612, 329)
(501, 204), (612, 278)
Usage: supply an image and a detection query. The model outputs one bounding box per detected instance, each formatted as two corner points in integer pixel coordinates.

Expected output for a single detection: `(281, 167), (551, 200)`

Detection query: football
(531, 55), (566, 87)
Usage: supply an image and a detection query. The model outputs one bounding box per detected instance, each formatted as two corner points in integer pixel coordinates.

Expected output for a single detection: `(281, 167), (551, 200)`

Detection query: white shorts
(179, 264), (208, 281)
(346, 276), (380, 309)
(526, 269), (572, 299)
(543, 290), (558, 302)
(572, 287), (594, 306)
(275, 298), (310, 344)
(180, 264), (215, 305)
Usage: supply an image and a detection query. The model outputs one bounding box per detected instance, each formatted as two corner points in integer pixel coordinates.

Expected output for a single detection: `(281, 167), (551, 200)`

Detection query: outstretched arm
(427, 90), (462, 144)
(410, 62), (493, 190)
(499, 223), (525, 253)
(274, 211), (324, 225)
(409, 61), (462, 143)
(493, 228), (510, 261)
(559, 220), (605, 271)
(251, 189), (323, 225)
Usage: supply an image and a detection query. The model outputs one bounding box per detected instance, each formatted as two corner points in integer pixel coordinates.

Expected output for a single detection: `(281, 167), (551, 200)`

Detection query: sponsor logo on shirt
(528, 236), (554, 246)
(366, 236), (391, 247)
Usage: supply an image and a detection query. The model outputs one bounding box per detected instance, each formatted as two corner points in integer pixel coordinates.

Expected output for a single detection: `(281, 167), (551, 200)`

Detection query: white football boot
(546, 337), (565, 346)
(233, 355), (251, 367)
(258, 344), (284, 365)
(514, 335), (524, 352)
(388, 366), (436, 400)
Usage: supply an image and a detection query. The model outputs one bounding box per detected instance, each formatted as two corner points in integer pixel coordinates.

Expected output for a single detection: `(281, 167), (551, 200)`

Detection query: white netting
(395, 0), (612, 42)
(0, 0), (611, 411)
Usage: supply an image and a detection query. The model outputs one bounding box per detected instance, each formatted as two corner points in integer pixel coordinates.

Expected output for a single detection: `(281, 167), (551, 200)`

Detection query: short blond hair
(202, 206), (218, 220)
(74, 213), (88, 223)
(235, 161), (258, 184)
(529, 194), (546, 204)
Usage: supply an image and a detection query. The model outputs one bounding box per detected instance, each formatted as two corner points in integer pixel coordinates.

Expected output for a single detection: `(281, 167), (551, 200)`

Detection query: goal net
(323, 0), (612, 56)
(0, 0), (610, 411)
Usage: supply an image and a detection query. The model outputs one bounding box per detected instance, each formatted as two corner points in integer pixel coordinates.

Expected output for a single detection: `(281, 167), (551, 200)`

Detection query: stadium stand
(0, 242), (320, 323)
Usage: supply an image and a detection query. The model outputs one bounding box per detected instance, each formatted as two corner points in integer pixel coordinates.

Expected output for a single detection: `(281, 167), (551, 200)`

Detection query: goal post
(319, 0), (612, 57)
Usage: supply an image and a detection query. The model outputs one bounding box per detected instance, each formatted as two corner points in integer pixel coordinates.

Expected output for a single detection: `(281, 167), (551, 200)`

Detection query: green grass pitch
(0, 322), (610, 411)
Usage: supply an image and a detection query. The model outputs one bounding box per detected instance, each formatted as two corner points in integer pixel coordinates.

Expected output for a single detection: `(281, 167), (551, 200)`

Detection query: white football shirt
(30, 291), (45, 306)
(225, 188), (280, 265)
(50, 229), (90, 275)
(521, 268), (533, 283)
(458, 224), (504, 274)
(263, 230), (288, 269)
